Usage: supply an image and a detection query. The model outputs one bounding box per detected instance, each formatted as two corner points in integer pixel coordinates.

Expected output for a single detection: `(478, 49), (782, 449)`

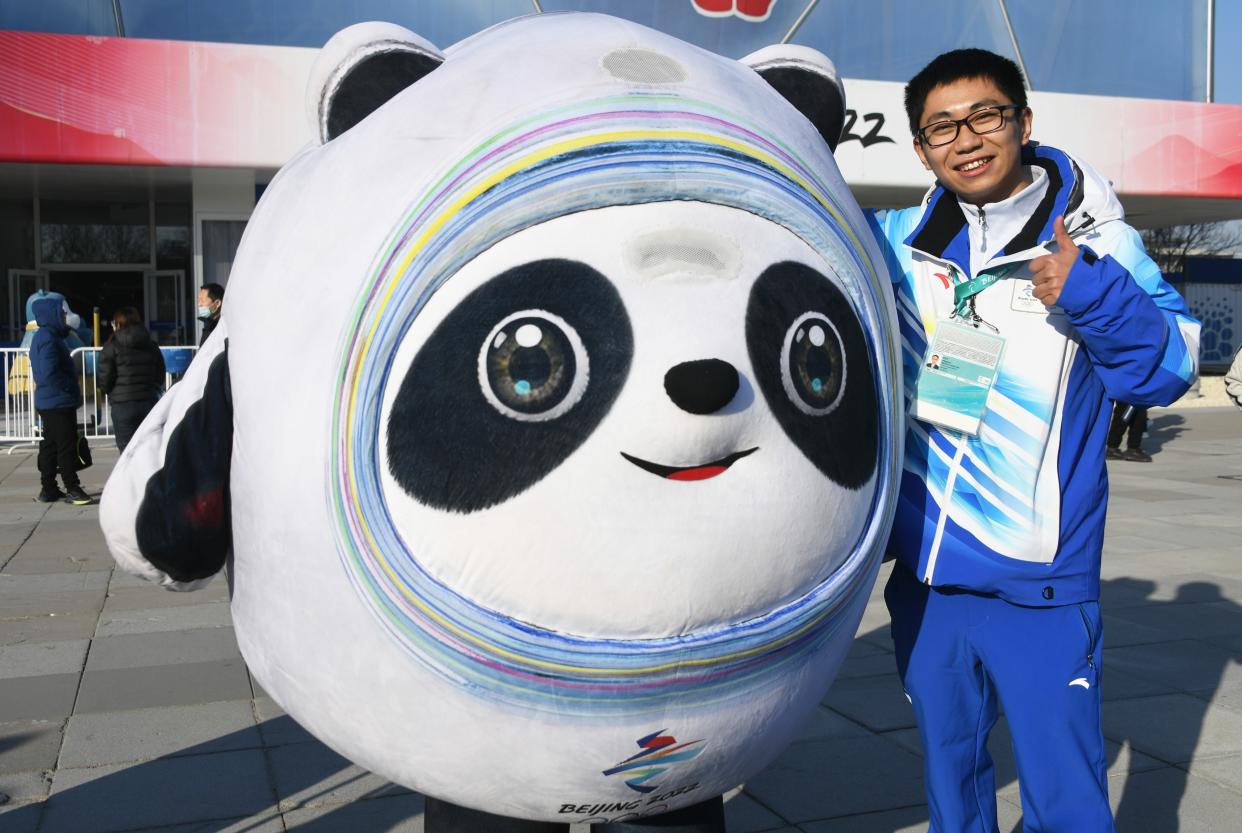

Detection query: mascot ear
(742, 45), (846, 152)
(308, 22), (445, 144)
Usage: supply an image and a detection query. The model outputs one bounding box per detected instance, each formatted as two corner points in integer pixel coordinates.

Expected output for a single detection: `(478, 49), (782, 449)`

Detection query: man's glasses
(918, 104), (1023, 148)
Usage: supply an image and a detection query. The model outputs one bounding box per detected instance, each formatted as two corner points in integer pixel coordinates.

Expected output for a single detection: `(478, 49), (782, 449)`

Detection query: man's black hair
(201, 283), (225, 303)
(904, 49), (1028, 138)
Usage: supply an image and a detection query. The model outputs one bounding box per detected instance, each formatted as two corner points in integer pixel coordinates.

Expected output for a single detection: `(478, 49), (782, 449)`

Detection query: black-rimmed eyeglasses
(918, 104), (1023, 148)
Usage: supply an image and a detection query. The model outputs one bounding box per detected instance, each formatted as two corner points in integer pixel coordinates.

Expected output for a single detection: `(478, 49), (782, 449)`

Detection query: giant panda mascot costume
(100, 12), (901, 832)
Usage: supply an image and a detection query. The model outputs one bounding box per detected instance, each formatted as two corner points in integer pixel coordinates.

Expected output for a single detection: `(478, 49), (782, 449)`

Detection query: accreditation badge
(911, 319), (1006, 436)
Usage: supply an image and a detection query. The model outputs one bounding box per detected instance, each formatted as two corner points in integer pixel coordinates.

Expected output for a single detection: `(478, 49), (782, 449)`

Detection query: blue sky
(1217, 1), (1242, 103)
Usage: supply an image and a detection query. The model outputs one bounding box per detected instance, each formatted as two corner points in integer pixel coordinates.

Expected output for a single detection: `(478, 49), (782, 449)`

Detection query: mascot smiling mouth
(620, 448), (759, 481)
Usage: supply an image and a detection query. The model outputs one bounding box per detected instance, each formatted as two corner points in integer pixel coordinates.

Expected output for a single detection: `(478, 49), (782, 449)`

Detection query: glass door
(144, 270), (187, 345)
(6, 269), (48, 345)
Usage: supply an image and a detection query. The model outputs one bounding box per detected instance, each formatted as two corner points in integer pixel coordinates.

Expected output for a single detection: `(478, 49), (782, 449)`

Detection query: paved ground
(1, 406), (1240, 832)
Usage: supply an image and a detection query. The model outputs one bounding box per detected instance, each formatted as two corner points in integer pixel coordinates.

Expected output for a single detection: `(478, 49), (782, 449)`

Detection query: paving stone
(743, 735), (925, 823)
(0, 589), (106, 619)
(1107, 600), (1242, 641)
(40, 749), (274, 833)
(115, 814), (286, 833)
(1105, 639), (1242, 694)
(1188, 677), (1242, 716)
(102, 581), (230, 612)
(85, 628), (242, 672)
(1098, 576), (1162, 609)
(254, 697), (317, 747)
(3, 548), (115, 575)
(0, 809), (40, 833)
(790, 705), (873, 743)
(0, 801), (42, 833)
(0, 611), (98, 646)
(268, 740), (410, 810)
(844, 635), (889, 658)
(800, 800), (1024, 833)
(108, 569), (158, 589)
(1103, 693), (1242, 764)
(0, 571), (110, 593)
(724, 790), (786, 833)
(95, 602), (232, 637)
(282, 792), (425, 832)
(0, 719), (64, 773)
(854, 593), (892, 637)
(0, 673), (79, 721)
(1109, 765), (1242, 833)
(834, 649), (898, 680)
(0, 639), (88, 679)
(1186, 752), (1242, 794)
(1100, 665), (1180, 702)
(1098, 613), (1174, 648)
(59, 701), (260, 768)
(821, 673), (915, 732)
(883, 712), (1163, 800)
(0, 768), (52, 802)
(74, 658), (252, 714)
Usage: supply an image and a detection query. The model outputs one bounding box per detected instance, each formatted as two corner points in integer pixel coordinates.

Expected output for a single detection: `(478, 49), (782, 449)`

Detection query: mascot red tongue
(100, 12), (901, 829)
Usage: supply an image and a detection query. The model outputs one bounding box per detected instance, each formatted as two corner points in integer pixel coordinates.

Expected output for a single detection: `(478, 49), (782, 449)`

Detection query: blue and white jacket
(868, 145), (1199, 606)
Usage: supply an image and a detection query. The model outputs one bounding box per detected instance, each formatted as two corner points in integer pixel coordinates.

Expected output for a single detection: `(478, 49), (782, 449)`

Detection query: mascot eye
(781, 312), (845, 415)
(479, 310), (589, 421)
(745, 261), (878, 489)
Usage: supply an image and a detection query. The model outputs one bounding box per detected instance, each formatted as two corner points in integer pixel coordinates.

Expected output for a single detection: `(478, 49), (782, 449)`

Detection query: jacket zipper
(979, 206), (988, 251)
(1077, 604), (1097, 669)
(922, 434), (968, 583)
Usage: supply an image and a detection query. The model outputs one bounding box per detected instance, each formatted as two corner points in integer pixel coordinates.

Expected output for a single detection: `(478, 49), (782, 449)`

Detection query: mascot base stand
(99, 13), (902, 833)
(428, 795), (723, 832)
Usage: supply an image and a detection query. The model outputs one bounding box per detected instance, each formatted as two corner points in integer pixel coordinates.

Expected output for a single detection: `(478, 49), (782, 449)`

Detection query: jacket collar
(904, 144), (1085, 274)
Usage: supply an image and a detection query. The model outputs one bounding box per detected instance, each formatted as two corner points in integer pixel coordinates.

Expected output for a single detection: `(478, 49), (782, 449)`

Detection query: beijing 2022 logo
(603, 730), (707, 793)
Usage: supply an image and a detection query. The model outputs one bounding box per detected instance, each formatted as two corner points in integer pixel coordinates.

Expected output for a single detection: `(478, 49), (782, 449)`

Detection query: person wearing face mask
(197, 283), (225, 345)
(29, 297), (91, 505)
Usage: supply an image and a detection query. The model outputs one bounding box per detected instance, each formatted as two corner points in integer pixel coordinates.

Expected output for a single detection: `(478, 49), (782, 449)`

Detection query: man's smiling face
(913, 76), (1032, 207)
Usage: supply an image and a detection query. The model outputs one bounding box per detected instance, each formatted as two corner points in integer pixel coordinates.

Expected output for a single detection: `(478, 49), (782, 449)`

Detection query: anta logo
(603, 730), (707, 793)
(690, 0), (778, 22)
(933, 272), (952, 289)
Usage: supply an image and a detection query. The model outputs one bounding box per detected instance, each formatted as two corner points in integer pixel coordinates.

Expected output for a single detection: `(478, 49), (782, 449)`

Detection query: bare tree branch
(1140, 222), (1242, 282)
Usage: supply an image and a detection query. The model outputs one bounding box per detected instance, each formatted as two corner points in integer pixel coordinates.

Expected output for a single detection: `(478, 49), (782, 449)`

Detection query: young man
(30, 298), (92, 505)
(867, 49), (1199, 832)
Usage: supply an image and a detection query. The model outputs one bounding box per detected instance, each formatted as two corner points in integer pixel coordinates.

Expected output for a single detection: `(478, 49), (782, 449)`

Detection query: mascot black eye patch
(387, 259), (633, 513)
(745, 262), (878, 489)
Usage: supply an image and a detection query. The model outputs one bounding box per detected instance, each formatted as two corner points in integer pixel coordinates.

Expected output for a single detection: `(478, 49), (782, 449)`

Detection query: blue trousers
(885, 564), (1114, 833)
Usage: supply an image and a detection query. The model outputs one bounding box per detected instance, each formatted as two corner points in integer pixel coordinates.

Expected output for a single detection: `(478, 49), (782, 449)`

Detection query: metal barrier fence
(1, 345), (198, 445)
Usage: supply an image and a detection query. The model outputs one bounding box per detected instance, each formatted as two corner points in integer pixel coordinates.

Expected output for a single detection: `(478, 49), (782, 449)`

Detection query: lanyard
(948, 262), (1022, 330)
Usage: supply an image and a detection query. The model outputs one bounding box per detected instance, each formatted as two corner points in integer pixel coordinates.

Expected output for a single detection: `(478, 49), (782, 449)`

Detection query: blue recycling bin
(160, 348), (195, 376)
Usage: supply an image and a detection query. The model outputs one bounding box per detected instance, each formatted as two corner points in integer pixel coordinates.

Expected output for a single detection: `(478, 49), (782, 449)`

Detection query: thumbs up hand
(1028, 216), (1079, 307)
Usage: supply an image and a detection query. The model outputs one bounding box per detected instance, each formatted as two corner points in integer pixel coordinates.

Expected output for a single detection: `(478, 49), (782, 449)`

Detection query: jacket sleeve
(1226, 346), (1242, 410)
(98, 342), (117, 395)
(1055, 224), (1199, 407)
(57, 340), (78, 394)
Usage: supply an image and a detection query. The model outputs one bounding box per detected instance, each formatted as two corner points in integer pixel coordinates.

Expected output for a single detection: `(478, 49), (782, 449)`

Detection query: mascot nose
(664, 359), (740, 415)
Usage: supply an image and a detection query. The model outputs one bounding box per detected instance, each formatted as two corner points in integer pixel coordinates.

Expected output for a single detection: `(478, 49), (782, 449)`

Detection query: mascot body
(101, 13), (901, 828)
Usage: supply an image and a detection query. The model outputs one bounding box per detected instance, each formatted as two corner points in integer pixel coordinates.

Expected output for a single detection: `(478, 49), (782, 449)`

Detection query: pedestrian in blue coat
(30, 297), (92, 505)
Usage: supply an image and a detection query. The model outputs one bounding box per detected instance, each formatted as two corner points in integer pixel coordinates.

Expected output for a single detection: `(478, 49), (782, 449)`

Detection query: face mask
(65, 312), (82, 330)
(197, 306), (213, 320)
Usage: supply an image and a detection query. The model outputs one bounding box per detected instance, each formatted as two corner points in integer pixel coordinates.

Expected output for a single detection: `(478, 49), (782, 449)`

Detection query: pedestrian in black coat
(99, 307), (165, 452)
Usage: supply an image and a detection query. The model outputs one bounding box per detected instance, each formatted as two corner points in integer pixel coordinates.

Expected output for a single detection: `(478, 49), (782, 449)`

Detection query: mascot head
(102, 12), (901, 825)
